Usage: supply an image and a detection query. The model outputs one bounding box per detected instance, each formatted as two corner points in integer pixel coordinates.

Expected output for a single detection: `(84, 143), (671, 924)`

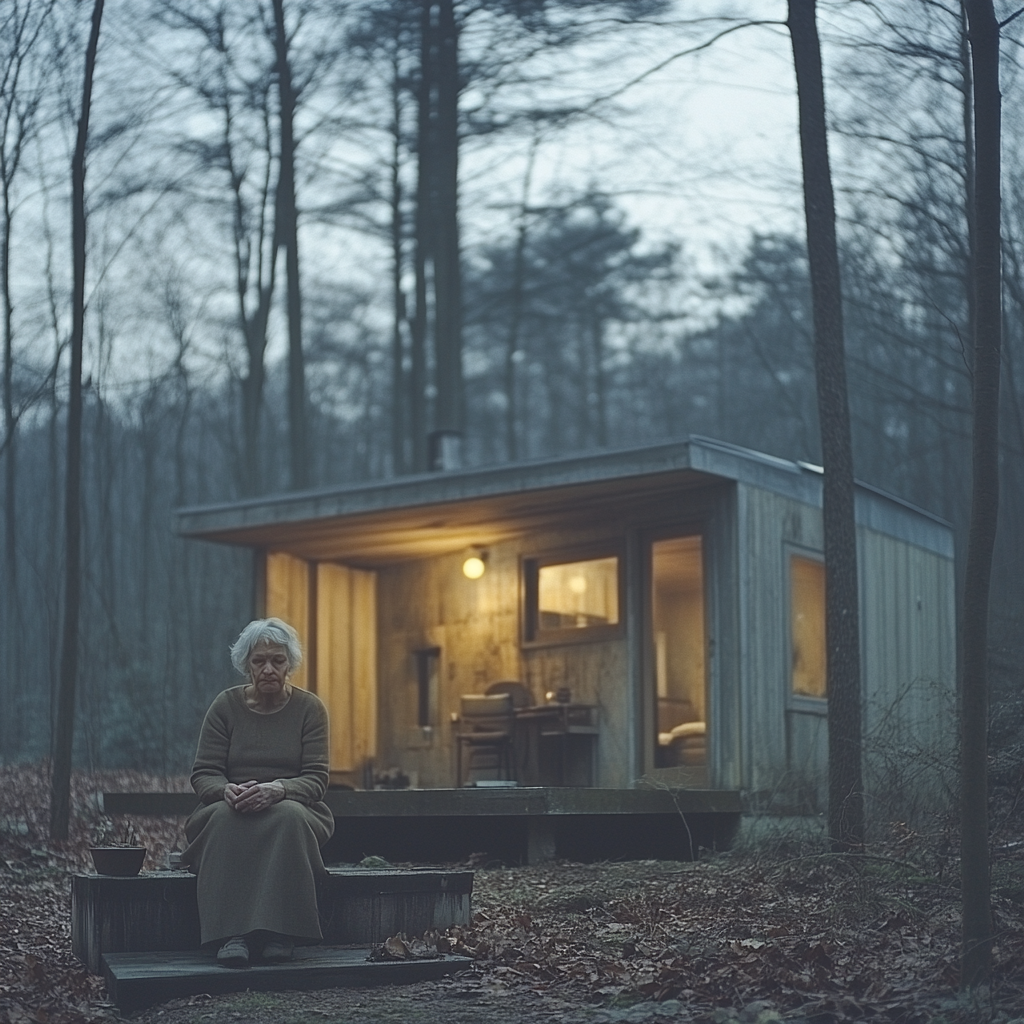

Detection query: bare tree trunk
(389, 41), (407, 476)
(2, 156), (15, 586)
(234, 124), (278, 498)
(409, 0), (433, 473)
(1, 0), (54, 586)
(960, 0), (1001, 991)
(271, 0), (309, 491)
(431, 0), (463, 466)
(592, 314), (608, 448)
(960, 4), (976, 358)
(787, 0), (864, 851)
(503, 136), (538, 462)
(50, 0), (103, 842)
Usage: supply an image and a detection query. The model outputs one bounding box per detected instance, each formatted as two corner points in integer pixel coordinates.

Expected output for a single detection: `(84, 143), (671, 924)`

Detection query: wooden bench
(72, 867), (473, 975)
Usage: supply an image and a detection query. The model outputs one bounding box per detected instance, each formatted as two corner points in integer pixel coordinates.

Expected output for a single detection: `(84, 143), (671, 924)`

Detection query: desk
(514, 703), (598, 787)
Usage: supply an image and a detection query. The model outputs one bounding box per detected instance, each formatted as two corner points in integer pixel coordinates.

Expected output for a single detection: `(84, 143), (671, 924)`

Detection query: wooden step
(102, 946), (473, 1013)
(73, 868), (473, 974)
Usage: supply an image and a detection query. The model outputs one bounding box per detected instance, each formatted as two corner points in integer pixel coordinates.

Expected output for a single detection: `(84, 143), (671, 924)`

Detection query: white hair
(229, 618), (303, 676)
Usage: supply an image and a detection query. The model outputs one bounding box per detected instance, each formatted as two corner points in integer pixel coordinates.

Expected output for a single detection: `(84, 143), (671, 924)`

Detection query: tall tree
(410, 0), (669, 469)
(0, 0), (54, 586)
(410, 0), (432, 471)
(153, 2), (281, 496)
(50, 0), (104, 842)
(787, 0), (864, 851)
(343, 0), (421, 475)
(271, 0), (310, 490)
(960, 0), (1003, 991)
(502, 131), (538, 461)
(428, 0), (463, 468)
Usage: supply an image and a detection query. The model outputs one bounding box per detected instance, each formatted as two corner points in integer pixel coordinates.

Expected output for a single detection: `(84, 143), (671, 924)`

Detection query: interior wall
(375, 525), (634, 788)
(376, 540), (522, 788)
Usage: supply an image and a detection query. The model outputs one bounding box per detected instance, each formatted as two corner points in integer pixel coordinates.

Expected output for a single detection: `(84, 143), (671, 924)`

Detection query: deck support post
(526, 817), (556, 864)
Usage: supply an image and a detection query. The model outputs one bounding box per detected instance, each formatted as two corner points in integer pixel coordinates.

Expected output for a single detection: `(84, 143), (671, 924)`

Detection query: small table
(514, 703), (598, 786)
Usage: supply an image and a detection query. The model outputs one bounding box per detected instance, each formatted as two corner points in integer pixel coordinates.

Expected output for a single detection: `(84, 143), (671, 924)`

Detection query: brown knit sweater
(190, 686), (329, 806)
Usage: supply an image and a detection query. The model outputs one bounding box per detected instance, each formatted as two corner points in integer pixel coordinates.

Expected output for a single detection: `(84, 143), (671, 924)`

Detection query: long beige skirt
(182, 799), (335, 946)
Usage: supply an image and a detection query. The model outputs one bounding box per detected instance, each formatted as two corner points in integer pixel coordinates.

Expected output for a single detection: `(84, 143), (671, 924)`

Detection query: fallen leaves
(1, 763), (189, 1024)
(442, 845), (1024, 1020)
(3, 763), (1024, 1023)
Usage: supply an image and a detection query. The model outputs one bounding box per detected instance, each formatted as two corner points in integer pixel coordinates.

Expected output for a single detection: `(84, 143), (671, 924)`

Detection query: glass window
(538, 556), (619, 629)
(526, 552), (622, 642)
(791, 555), (826, 698)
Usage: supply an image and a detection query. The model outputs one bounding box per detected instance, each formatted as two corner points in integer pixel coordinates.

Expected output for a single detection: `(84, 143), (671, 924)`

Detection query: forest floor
(2, 764), (1024, 1024)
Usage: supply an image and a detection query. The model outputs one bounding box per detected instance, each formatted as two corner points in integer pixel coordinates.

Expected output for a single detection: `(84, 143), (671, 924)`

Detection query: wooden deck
(102, 787), (742, 864)
(102, 945), (473, 1013)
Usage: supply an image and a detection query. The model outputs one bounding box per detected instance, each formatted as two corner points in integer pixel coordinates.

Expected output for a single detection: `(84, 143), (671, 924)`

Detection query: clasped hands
(224, 780), (286, 813)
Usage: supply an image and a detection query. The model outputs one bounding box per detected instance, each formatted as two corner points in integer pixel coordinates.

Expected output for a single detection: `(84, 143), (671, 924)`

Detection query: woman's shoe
(216, 936), (250, 968)
(261, 935), (294, 962)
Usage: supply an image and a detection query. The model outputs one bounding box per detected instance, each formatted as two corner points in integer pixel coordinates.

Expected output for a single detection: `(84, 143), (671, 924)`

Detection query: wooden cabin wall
(858, 529), (956, 826)
(376, 540), (521, 788)
(375, 526), (633, 789)
(317, 563), (377, 782)
(738, 484), (827, 813)
(265, 551), (311, 692)
(738, 482), (957, 821)
(521, 640), (631, 788)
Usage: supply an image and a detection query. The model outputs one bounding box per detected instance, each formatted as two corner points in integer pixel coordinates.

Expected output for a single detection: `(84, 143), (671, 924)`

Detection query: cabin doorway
(651, 535), (708, 784)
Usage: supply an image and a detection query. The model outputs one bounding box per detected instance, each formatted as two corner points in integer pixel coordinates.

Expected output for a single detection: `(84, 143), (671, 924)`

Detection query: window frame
(786, 545), (828, 713)
(521, 543), (626, 647)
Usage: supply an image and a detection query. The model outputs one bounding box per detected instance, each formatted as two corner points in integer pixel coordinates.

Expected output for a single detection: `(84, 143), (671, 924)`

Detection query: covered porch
(176, 440), (744, 794)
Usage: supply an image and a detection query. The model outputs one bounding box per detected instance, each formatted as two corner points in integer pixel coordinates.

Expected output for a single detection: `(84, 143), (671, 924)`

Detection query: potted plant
(89, 819), (147, 876)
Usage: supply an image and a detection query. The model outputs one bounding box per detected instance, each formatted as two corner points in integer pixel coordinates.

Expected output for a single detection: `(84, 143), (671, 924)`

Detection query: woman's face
(248, 641), (291, 697)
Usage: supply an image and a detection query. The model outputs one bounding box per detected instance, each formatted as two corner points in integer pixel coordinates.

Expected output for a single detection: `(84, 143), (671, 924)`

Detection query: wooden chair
(455, 693), (515, 787)
(484, 680), (533, 709)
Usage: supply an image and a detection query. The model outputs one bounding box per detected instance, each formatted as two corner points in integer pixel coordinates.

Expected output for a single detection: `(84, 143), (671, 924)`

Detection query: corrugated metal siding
(736, 482), (955, 819)
(859, 529), (956, 822)
(737, 485), (825, 807)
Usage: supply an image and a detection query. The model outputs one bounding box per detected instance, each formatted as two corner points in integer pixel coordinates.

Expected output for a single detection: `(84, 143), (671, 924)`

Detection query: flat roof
(175, 436), (953, 563)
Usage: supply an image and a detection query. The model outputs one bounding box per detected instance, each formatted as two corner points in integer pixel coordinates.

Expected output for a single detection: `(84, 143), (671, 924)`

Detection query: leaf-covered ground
(2, 763), (1024, 1024)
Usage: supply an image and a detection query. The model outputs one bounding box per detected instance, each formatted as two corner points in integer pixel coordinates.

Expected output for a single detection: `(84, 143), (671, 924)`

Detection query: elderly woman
(181, 618), (334, 968)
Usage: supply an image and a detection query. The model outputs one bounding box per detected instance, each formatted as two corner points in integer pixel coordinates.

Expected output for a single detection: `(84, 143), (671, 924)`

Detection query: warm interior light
(463, 555), (486, 579)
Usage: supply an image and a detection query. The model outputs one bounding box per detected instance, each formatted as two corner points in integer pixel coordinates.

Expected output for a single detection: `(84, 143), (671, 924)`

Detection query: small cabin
(175, 437), (955, 820)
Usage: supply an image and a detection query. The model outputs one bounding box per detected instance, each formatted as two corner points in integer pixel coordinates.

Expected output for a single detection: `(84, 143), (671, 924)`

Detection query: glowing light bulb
(463, 555), (486, 579)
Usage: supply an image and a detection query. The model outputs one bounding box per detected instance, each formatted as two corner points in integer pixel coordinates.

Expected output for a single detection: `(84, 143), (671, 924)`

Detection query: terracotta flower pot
(90, 847), (146, 876)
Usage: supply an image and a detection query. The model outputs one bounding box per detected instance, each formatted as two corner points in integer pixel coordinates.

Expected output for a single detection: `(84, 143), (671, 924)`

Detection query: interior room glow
(651, 536), (705, 740)
(463, 555), (486, 579)
(791, 555), (827, 698)
(538, 557), (618, 628)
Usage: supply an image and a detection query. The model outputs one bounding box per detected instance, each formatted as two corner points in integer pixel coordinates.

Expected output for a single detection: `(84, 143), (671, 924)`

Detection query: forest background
(1, 0), (1023, 785)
